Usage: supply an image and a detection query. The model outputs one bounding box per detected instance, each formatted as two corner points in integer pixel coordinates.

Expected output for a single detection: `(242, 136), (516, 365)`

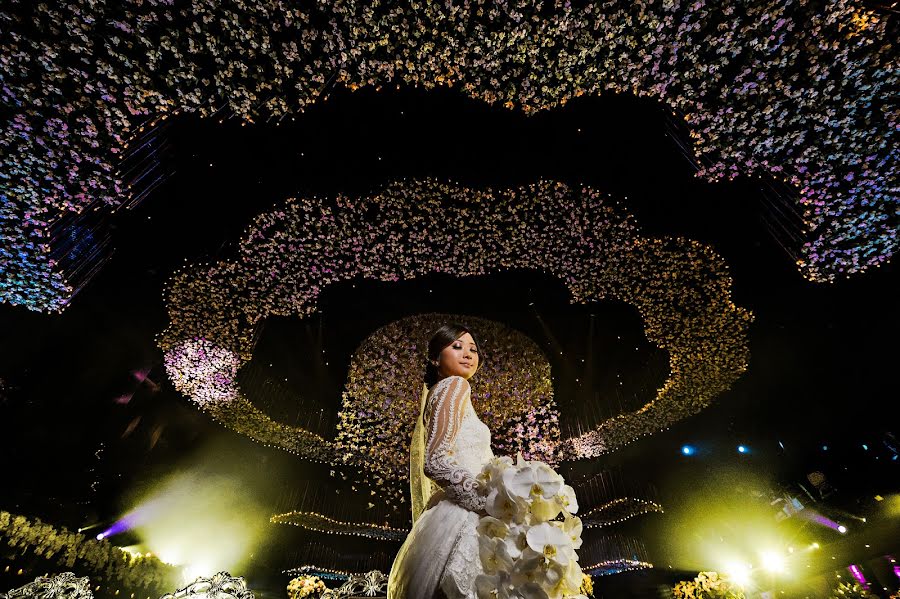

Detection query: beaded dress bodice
(423, 375), (493, 511)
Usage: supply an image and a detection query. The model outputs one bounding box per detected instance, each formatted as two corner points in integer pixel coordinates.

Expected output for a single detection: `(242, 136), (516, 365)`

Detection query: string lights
(270, 512), (408, 542)
(580, 497), (665, 529)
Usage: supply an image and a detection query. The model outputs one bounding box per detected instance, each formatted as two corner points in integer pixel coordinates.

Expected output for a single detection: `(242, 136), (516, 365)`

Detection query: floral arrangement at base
(287, 575), (327, 599)
(473, 454), (585, 599)
(831, 581), (875, 599)
(0, 510), (175, 591)
(579, 574), (594, 598)
(672, 572), (745, 599)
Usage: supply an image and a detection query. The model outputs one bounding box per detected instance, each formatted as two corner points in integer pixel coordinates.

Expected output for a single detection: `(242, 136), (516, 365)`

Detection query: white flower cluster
(474, 455), (585, 599)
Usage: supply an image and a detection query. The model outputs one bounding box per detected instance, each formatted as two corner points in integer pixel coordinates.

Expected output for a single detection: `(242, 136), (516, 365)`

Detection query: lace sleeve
(423, 375), (486, 512)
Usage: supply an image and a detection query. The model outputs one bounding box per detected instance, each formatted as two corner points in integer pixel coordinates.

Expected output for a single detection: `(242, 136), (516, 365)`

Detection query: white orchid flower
(525, 522), (577, 567)
(561, 515), (583, 550)
(479, 456), (514, 487)
(511, 547), (564, 590)
(558, 484), (579, 515)
(486, 486), (528, 524)
(478, 515), (511, 540)
(475, 571), (512, 599)
(502, 521), (529, 559)
(549, 559), (585, 597)
(477, 570), (552, 599)
(530, 494), (563, 523)
(479, 533), (515, 575)
(513, 583), (551, 599)
(504, 462), (563, 501)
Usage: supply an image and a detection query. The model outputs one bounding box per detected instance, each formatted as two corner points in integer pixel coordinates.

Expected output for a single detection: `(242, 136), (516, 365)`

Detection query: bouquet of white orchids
(474, 454), (587, 599)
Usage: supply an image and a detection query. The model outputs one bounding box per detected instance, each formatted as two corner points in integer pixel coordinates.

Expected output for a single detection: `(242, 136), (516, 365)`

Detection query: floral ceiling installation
(1, 0), (896, 311)
(160, 178), (751, 475)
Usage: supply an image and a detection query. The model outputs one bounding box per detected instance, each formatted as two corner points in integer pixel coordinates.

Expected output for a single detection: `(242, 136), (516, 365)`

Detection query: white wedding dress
(387, 375), (494, 599)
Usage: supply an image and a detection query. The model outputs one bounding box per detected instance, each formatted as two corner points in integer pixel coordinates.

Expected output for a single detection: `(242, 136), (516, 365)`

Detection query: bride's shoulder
(429, 375), (471, 398)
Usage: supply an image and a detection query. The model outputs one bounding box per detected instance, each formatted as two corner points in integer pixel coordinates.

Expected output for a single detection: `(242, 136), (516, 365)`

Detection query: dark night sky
(1, 86), (897, 596)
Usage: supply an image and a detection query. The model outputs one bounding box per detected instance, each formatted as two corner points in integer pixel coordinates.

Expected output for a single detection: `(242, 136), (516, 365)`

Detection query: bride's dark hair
(424, 323), (483, 388)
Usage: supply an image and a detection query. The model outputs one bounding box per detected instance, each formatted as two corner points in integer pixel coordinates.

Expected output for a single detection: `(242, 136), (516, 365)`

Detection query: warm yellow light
(724, 562), (752, 587)
(761, 551), (785, 573)
(123, 440), (272, 580)
(182, 563), (213, 584)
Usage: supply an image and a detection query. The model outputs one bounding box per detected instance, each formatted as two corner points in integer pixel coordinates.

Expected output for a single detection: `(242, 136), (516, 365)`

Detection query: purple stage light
(848, 565), (869, 589)
(96, 513), (139, 540)
(797, 510), (842, 531)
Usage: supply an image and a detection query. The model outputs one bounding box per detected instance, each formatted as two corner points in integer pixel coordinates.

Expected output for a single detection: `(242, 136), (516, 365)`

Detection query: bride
(387, 323), (493, 599)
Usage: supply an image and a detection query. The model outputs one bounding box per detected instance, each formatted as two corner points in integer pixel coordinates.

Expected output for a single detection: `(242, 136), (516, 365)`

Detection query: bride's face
(437, 332), (480, 380)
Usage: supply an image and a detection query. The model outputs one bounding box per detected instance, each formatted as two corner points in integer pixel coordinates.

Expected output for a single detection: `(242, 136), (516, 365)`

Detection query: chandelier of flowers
(161, 178), (750, 505)
(1, 0), (896, 312)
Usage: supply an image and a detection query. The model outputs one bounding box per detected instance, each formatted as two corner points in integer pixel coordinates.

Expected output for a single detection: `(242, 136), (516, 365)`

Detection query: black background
(1, 85), (897, 597)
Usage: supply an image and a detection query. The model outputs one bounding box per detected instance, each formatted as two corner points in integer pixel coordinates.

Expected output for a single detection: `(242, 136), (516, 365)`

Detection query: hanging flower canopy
(1, 0), (896, 312)
(160, 178), (752, 517)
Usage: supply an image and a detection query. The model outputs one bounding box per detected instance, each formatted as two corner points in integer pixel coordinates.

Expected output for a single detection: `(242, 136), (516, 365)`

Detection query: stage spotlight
(811, 542), (820, 550)
(182, 563), (213, 584)
(681, 445), (696, 456)
(725, 562), (752, 587)
(96, 532), (106, 540)
(738, 445), (749, 454)
(838, 525), (847, 534)
(761, 551), (785, 573)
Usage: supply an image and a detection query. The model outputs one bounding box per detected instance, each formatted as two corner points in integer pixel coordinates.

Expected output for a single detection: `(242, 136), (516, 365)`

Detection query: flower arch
(2, 0), (896, 312)
(160, 178), (752, 471)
